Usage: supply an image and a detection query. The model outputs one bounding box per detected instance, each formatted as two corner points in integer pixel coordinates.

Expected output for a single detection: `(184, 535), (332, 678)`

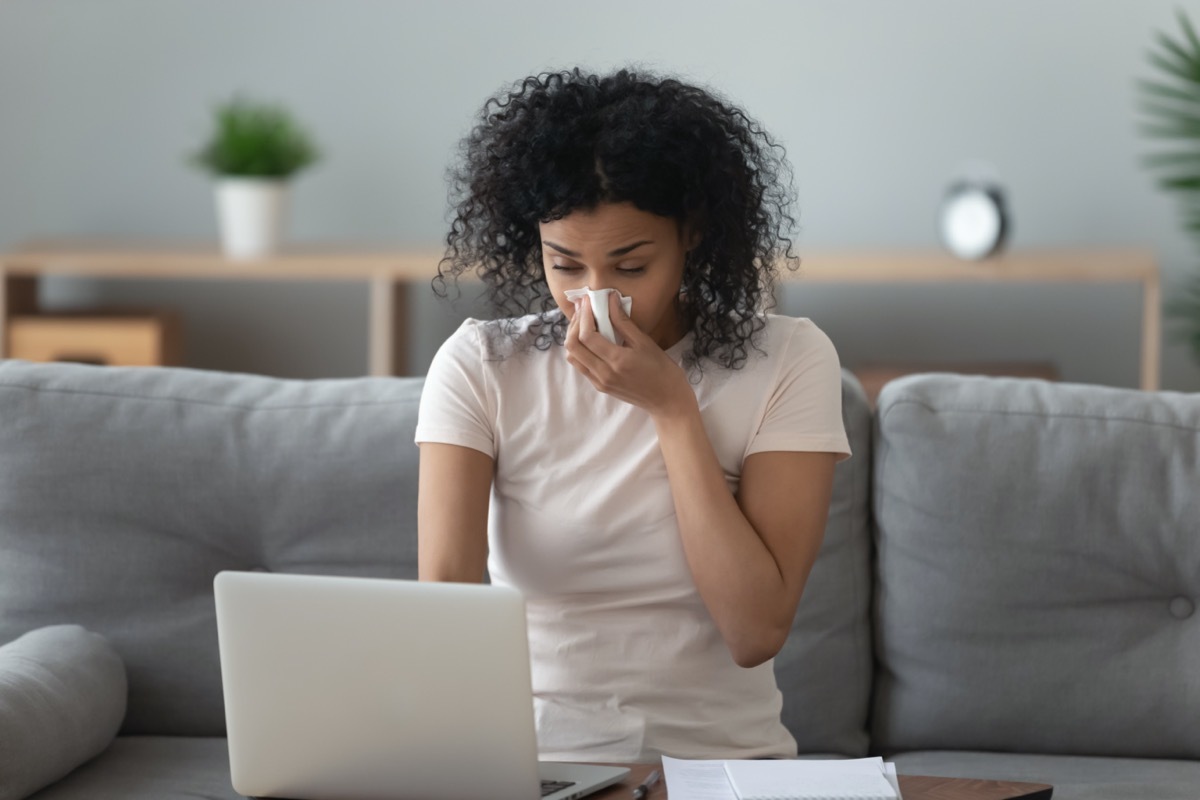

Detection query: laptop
(213, 570), (630, 800)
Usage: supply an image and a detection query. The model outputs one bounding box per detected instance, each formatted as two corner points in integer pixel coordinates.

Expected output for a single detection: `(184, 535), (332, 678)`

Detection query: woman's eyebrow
(542, 240), (653, 258)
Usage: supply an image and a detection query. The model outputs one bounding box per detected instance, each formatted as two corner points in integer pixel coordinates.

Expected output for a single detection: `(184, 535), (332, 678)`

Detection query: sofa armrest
(0, 625), (127, 800)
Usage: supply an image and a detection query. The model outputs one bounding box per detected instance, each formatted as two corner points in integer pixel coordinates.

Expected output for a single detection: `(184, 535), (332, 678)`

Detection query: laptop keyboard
(541, 779), (577, 796)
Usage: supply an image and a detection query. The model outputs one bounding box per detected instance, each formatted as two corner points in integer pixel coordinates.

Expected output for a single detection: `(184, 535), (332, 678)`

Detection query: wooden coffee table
(595, 763), (1053, 800)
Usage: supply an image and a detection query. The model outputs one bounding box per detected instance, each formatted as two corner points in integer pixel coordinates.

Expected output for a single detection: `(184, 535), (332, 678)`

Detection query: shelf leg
(1140, 274), (1161, 391)
(369, 277), (410, 376)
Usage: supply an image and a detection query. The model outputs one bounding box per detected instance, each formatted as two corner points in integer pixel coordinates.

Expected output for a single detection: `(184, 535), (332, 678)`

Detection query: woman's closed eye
(552, 263), (646, 275)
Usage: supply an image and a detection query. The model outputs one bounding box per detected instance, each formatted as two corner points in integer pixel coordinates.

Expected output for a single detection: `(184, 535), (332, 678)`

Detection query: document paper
(661, 756), (901, 800)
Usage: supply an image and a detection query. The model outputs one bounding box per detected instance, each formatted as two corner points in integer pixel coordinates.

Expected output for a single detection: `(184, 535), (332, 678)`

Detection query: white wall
(2, 0), (1198, 390)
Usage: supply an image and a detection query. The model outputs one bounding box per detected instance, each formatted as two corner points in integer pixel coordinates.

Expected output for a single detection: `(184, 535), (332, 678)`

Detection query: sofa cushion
(890, 750), (1200, 800)
(25, 736), (237, 800)
(870, 374), (1200, 758)
(774, 369), (873, 757)
(0, 360), (423, 736)
(0, 625), (127, 800)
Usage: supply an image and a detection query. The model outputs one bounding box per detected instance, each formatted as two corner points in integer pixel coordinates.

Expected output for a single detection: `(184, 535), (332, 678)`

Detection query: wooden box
(6, 309), (183, 367)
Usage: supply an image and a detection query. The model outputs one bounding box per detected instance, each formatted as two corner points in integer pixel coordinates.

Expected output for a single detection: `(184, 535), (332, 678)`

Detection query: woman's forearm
(653, 401), (792, 668)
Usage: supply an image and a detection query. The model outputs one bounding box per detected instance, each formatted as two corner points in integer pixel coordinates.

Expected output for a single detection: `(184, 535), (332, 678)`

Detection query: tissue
(564, 287), (634, 346)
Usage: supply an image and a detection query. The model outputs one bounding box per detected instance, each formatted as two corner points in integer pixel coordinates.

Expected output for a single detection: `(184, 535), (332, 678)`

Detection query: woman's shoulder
(760, 314), (837, 356)
(437, 311), (562, 364)
(732, 314), (838, 370)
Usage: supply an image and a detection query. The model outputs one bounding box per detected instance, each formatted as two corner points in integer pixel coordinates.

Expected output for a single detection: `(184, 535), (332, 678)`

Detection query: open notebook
(661, 756), (901, 800)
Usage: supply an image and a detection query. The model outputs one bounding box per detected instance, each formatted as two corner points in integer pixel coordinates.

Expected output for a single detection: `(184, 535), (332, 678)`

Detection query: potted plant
(1138, 9), (1200, 368)
(186, 93), (321, 258)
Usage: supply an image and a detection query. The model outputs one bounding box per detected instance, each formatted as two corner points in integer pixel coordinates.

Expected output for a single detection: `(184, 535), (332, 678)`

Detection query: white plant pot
(215, 177), (289, 258)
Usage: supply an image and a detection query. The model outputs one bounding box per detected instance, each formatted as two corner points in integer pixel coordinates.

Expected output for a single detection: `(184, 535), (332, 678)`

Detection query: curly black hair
(434, 65), (801, 372)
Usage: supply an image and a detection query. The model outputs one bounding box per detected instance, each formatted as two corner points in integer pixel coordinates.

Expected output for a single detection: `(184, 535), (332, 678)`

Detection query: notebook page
(722, 758), (898, 800)
(883, 764), (902, 799)
(661, 756), (739, 800)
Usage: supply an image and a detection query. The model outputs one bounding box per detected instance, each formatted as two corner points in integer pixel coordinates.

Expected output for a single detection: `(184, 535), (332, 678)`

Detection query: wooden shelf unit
(781, 246), (1161, 391)
(0, 240), (446, 377)
(0, 240), (1160, 387)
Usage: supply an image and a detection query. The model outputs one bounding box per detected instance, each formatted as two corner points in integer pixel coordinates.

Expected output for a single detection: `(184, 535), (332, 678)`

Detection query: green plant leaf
(1154, 30), (1200, 74)
(1137, 100), (1200, 127)
(186, 94), (321, 178)
(1158, 175), (1200, 190)
(1137, 78), (1200, 106)
(1149, 50), (1200, 85)
(1180, 8), (1200, 53)
(1139, 121), (1200, 139)
(1140, 151), (1200, 168)
(1138, 10), (1200, 368)
(1178, 210), (1200, 231)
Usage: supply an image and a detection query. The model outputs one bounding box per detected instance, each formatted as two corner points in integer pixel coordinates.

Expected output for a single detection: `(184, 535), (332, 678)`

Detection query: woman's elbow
(730, 625), (790, 669)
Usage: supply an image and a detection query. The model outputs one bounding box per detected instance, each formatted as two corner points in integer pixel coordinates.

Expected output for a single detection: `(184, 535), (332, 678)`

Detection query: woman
(415, 66), (851, 763)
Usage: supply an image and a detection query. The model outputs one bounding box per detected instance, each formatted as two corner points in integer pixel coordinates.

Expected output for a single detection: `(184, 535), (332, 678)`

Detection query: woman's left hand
(565, 291), (696, 421)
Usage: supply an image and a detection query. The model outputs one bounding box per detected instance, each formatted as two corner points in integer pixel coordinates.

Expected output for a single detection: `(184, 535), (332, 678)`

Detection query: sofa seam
(850, 393), (871, 757)
(866, 395), (889, 754)
(0, 382), (420, 411)
(881, 397), (1200, 434)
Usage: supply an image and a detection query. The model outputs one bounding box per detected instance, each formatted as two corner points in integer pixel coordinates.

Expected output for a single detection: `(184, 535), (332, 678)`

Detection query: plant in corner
(186, 93), (321, 259)
(1139, 7), (1200, 369)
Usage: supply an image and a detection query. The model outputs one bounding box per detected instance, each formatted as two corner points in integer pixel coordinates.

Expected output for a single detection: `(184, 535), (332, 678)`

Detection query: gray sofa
(0, 357), (1197, 800)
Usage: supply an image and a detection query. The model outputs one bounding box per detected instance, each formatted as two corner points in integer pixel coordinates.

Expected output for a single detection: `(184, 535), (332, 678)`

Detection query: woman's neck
(649, 305), (690, 351)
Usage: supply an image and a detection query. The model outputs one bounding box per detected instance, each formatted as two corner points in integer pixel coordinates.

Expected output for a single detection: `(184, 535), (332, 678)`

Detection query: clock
(938, 180), (1009, 260)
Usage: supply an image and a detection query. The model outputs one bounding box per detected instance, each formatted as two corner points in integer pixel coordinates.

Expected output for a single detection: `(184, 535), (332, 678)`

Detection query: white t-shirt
(414, 311), (852, 763)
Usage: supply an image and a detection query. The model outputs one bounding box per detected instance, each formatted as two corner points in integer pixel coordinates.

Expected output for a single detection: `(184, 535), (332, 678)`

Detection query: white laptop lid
(214, 571), (579, 800)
